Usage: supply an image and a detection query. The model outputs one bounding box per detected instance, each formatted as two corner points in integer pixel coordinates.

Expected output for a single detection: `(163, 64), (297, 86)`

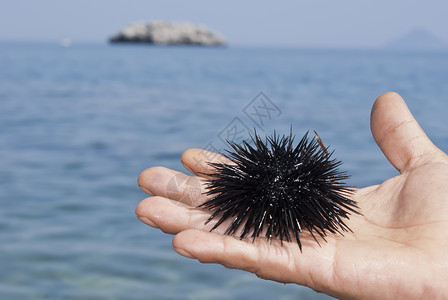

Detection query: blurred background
(1, 1), (447, 299)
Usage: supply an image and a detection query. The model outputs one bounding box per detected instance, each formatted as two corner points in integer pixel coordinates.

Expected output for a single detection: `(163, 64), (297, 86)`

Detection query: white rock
(110, 21), (226, 46)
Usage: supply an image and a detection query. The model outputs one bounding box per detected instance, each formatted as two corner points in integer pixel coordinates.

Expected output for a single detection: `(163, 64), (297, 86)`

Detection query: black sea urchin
(199, 131), (360, 250)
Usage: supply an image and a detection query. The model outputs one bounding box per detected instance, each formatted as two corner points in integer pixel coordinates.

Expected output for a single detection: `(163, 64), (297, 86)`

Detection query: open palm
(136, 92), (448, 299)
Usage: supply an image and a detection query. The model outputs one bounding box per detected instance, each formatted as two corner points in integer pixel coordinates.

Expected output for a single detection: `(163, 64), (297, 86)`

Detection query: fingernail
(174, 247), (195, 259)
(183, 164), (194, 175)
(137, 216), (157, 228)
(140, 186), (154, 196)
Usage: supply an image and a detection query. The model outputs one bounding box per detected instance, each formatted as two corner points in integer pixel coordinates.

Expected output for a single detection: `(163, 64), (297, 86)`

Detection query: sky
(1, 0), (447, 48)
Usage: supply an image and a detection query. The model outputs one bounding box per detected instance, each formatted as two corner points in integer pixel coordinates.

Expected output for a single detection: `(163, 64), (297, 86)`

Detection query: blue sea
(1, 42), (447, 300)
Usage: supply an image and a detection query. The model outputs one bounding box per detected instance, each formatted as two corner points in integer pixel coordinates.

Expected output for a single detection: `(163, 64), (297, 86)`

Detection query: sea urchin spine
(199, 131), (360, 250)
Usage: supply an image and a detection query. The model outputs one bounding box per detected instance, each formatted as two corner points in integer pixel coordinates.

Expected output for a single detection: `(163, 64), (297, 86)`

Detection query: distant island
(109, 21), (227, 46)
(384, 28), (447, 51)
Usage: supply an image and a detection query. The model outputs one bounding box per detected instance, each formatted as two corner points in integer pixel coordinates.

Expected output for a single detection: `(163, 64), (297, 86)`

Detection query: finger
(136, 196), (270, 236)
(172, 229), (335, 288)
(137, 166), (209, 206)
(181, 148), (232, 178)
(136, 196), (269, 237)
(135, 196), (215, 234)
(370, 92), (441, 173)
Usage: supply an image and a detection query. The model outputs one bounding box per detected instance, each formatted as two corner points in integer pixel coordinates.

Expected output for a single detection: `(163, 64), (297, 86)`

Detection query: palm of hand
(328, 159), (448, 299)
(136, 93), (448, 299)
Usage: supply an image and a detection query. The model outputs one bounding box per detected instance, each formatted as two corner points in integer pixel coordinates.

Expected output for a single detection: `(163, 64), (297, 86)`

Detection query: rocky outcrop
(384, 28), (447, 51)
(109, 21), (226, 46)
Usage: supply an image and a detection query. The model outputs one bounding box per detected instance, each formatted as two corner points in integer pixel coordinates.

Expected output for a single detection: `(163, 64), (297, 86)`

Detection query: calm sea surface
(0, 42), (447, 299)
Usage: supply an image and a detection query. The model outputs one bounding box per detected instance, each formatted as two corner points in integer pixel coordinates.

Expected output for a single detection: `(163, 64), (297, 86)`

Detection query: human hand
(136, 92), (448, 299)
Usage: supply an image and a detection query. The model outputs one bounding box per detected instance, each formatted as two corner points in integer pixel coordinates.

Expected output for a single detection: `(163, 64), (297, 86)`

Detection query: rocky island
(383, 28), (447, 52)
(109, 21), (226, 46)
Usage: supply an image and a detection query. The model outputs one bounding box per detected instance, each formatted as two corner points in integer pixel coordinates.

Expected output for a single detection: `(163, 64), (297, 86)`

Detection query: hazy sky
(1, 0), (447, 47)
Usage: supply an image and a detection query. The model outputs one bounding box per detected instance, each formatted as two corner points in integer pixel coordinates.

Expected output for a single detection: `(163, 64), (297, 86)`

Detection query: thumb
(370, 92), (441, 173)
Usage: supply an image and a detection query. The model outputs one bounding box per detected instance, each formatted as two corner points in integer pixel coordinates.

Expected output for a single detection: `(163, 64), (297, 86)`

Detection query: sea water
(0, 42), (447, 299)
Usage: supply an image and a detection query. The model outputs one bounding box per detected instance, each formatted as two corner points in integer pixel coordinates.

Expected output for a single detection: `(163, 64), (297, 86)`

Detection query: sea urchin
(199, 131), (360, 250)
